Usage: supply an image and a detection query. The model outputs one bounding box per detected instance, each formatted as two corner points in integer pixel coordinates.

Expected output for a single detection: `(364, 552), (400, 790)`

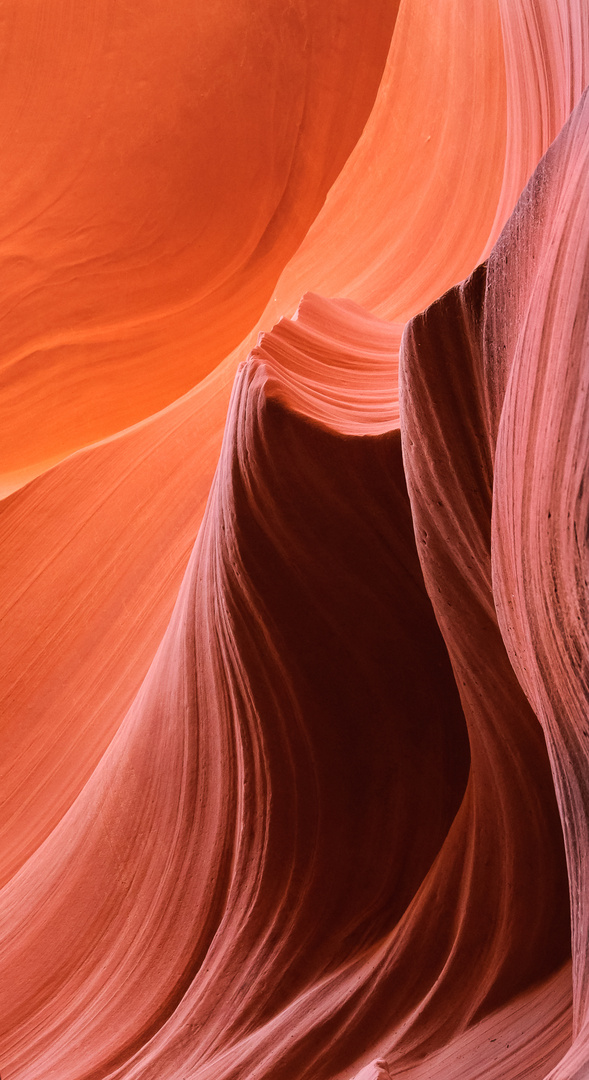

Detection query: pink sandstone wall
(0, 3), (588, 1078)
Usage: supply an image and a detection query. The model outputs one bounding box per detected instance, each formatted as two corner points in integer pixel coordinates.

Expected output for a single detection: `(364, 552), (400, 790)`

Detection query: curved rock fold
(1, 6), (589, 1080)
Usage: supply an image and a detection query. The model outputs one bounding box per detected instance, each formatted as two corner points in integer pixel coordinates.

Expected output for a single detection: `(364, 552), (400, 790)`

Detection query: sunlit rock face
(0, 3), (588, 1080)
(0, 297), (472, 1079)
(399, 84), (589, 1080)
(491, 91), (589, 1079)
(0, 0), (398, 490)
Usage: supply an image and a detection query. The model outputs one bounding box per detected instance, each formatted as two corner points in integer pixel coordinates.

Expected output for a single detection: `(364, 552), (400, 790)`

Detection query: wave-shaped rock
(491, 89), (589, 1079)
(0, 294), (403, 894)
(0, 296), (469, 1077)
(399, 84), (589, 1080)
(2, 8), (589, 1080)
(4, 2), (582, 894)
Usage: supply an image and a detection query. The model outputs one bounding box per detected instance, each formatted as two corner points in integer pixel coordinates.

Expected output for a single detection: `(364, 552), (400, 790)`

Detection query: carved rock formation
(1, 4), (588, 1080)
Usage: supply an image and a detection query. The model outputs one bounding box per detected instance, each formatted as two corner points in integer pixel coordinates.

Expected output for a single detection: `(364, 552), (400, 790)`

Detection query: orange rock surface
(1, 3), (589, 1079)
(0, 0), (398, 487)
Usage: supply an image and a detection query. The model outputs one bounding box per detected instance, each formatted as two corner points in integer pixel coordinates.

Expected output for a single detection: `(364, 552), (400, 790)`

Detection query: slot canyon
(0, 2), (588, 1078)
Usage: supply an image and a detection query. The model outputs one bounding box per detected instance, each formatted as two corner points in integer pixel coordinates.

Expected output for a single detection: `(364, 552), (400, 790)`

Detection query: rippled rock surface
(1, 5), (588, 1079)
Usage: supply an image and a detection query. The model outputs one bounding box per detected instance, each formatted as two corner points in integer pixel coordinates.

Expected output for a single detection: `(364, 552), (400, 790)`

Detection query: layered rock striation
(1, 5), (589, 1080)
